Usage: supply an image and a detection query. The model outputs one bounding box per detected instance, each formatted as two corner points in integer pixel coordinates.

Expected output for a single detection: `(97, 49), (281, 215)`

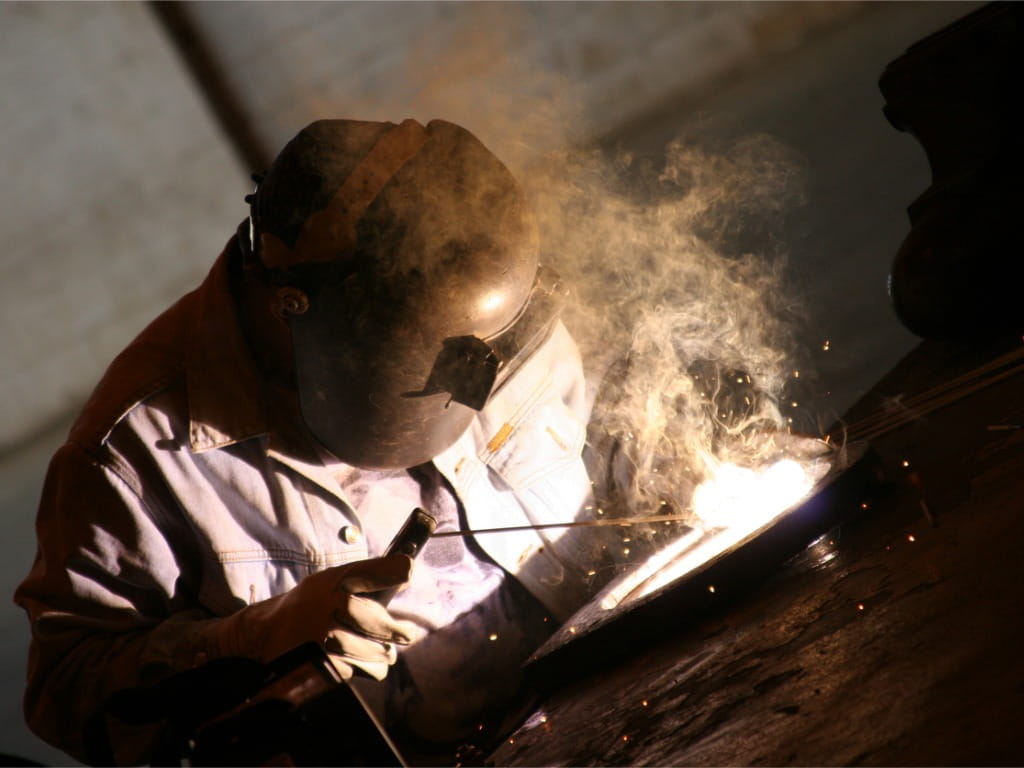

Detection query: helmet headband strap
(260, 118), (430, 268)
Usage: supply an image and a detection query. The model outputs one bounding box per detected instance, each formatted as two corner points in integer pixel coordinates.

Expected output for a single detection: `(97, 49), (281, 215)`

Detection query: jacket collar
(185, 239), (283, 453)
(185, 238), (351, 501)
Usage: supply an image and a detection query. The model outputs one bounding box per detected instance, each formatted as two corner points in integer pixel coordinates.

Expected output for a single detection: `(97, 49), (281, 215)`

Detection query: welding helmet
(249, 118), (563, 469)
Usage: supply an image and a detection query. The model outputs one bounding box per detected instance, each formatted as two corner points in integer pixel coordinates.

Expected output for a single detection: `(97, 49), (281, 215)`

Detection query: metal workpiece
(523, 439), (882, 691)
(492, 333), (1024, 767)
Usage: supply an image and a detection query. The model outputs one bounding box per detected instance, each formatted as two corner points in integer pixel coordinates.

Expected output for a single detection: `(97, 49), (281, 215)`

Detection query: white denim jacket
(14, 240), (593, 762)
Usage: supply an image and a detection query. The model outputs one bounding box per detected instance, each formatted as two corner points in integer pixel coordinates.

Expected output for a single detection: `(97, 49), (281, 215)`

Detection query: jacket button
(340, 526), (361, 545)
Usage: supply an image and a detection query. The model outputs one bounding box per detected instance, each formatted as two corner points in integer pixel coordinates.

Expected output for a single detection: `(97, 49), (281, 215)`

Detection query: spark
(489, 633), (499, 641)
(822, 339), (831, 351)
(708, 585), (716, 593)
(568, 626), (577, 634)
(857, 603), (865, 611)
(860, 502), (869, 509)
(793, 370), (800, 378)
(641, 699), (649, 707)
(907, 534), (916, 542)
(901, 459), (910, 468)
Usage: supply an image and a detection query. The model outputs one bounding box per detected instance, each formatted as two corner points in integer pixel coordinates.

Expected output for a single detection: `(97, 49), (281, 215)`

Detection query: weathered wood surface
(492, 335), (1024, 766)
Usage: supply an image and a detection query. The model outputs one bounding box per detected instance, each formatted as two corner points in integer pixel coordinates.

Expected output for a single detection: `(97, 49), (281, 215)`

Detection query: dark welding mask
(250, 118), (558, 469)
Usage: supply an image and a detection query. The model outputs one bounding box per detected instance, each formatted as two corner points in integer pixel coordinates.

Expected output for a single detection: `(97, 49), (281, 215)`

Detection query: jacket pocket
(487, 395), (585, 491)
(200, 549), (314, 615)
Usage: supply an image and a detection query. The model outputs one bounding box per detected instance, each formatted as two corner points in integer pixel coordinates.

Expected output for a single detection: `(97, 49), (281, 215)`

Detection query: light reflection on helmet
(251, 118), (559, 469)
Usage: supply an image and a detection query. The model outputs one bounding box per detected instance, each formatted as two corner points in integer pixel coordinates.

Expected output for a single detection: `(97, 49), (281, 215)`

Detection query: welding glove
(207, 553), (417, 681)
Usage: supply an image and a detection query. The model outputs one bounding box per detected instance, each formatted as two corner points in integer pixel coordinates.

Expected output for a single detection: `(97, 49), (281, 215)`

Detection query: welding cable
(853, 358), (1024, 440)
(848, 345), (1024, 436)
(833, 345), (1024, 443)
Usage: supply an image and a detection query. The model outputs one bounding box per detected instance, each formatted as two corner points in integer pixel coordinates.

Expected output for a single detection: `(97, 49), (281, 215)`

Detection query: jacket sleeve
(14, 441), (221, 764)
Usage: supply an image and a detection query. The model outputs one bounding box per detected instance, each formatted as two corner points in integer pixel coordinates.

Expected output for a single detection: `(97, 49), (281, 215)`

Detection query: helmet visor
(290, 265), (565, 469)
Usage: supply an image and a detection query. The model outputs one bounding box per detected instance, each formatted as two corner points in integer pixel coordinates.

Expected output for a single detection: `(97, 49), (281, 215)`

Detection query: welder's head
(247, 118), (562, 469)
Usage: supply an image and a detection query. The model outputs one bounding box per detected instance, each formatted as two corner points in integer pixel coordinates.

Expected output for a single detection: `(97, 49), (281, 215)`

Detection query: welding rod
(431, 512), (693, 538)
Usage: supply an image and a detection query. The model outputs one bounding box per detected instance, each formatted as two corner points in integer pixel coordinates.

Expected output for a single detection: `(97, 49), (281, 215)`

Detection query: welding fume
(14, 115), (819, 766)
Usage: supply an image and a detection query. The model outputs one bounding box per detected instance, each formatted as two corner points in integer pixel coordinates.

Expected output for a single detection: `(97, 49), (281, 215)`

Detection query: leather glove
(208, 553), (417, 681)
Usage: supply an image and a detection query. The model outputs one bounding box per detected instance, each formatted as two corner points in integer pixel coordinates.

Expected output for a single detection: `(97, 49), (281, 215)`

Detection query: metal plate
(524, 440), (881, 689)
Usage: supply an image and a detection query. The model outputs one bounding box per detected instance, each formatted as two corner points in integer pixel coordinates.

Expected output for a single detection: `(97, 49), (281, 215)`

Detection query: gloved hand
(208, 553), (417, 680)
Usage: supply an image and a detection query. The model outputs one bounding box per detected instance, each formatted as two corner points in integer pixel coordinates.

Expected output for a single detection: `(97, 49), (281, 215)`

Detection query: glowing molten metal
(602, 451), (831, 610)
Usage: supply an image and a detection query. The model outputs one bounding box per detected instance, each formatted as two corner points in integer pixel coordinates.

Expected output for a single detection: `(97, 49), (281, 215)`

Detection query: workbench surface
(490, 336), (1024, 766)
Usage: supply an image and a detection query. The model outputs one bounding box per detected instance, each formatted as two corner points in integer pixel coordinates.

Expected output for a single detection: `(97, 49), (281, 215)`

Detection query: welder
(14, 118), (595, 764)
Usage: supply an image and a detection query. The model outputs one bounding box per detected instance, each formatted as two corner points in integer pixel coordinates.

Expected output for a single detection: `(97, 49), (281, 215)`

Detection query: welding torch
(374, 507), (438, 603)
